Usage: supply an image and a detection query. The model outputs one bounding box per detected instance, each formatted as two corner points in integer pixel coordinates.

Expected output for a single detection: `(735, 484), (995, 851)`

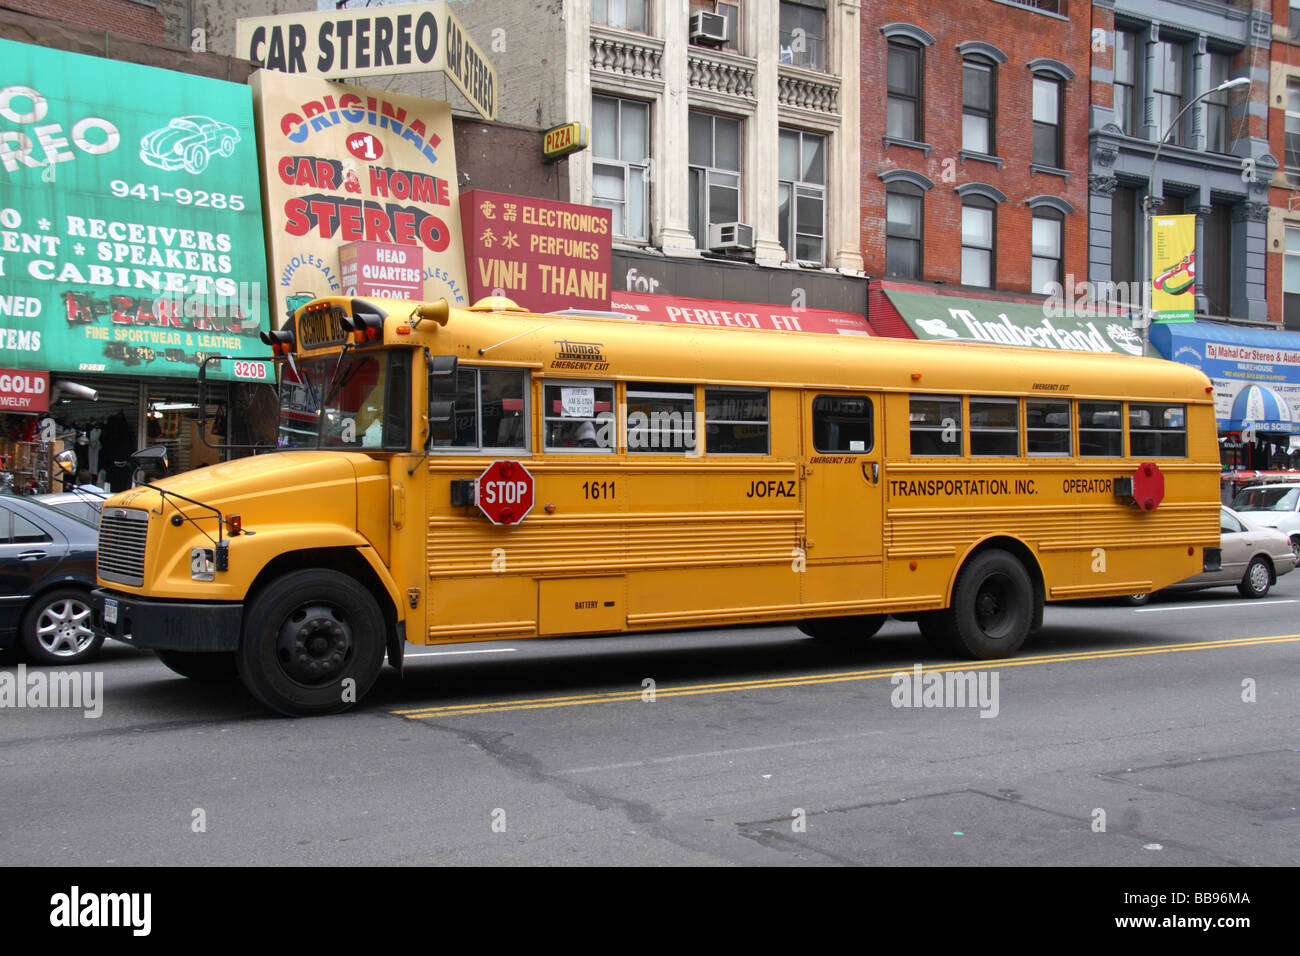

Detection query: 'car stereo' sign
(0, 39), (271, 381)
(253, 70), (468, 324)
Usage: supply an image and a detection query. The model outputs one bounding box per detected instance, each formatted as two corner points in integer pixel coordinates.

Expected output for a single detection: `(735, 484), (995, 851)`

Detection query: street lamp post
(1139, 75), (1251, 354)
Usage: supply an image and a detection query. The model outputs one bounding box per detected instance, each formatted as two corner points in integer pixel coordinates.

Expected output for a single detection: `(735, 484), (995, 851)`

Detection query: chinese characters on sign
(460, 189), (612, 314)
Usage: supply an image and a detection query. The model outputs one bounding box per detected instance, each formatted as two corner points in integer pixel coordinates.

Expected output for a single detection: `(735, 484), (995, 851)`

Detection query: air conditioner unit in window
(708, 222), (754, 252)
(690, 11), (728, 46)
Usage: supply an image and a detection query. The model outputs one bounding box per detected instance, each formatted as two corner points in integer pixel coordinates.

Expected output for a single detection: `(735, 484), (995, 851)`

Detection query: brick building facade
(860, 0), (1092, 297)
(1268, 0), (1300, 329)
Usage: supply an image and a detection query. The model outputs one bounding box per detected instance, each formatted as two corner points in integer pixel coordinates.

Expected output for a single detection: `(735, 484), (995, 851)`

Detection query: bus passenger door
(800, 392), (884, 607)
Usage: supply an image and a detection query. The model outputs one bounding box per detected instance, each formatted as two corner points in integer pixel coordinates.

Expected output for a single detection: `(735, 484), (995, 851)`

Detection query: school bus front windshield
(277, 349), (411, 451)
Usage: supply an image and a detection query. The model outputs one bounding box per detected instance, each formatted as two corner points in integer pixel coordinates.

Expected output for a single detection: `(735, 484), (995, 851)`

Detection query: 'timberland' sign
(236, 1), (497, 121)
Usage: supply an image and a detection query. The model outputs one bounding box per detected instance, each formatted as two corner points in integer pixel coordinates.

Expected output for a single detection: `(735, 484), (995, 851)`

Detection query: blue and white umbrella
(1231, 384), (1295, 428)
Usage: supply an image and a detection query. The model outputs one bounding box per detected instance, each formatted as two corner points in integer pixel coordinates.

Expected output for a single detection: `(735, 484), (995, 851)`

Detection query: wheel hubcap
(275, 604), (353, 685)
(1249, 563), (1269, 592)
(974, 575), (1012, 636)
(36, 599), (94, 656)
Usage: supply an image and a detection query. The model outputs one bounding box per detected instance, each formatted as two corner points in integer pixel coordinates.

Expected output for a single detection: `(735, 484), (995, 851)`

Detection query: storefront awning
(872, 281), (1143, 355)
(609, 291), (871, 336)
(1149, 322), (1300, 434)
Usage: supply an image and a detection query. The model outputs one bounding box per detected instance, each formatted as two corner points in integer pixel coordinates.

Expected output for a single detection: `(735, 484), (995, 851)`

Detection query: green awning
(882, 287), (1144, 356)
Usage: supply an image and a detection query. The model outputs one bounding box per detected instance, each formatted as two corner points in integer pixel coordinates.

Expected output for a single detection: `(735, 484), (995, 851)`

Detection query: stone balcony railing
(777, 66), (840, 116)
(687, 47), (756, 101)
(590, 25), (663, 82)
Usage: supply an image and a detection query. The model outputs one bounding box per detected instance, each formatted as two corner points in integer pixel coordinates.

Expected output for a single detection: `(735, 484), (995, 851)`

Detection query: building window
(1285, 226), (1300, 330)
(885, 182), (923, 279)
(779, 0), (826, 71)
(1287, 79), (1300, 187)
(887, 40), (923, 141)
(593, 0), (648, 32)
(1204, 51), (1232, 154)
(1111, 185), (1138, 289)
(1152, 39), (1186, 146)
(1032, 74), (1062, 167)
(1113, 29), (1139, 136)
(592, 95), (649, 242)
(688, 111), (742, 250)
(1292, 0), (1300, 44)
(962, 57), (995, 155)
(777, 128), (825, 263)
(1201, 202), (1230, 317)
(961, 197), (995, 288)
(714, 1), (741, 52)
(1031, 208), (1063, 295)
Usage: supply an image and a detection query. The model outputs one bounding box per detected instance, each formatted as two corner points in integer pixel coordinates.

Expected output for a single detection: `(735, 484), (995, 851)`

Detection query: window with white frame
(592, 95), (650, 242)
(1204, 51), (1232, 154)
(1287, 79), (1300, 187)
(689, 111), (742, 250)
(1113, 28), (1139, 136)
(1285, 226), (1300, 329)
(961, 197), (995, 288)
(1291, 0), (1300, 44)
(885, 182), (923, 279)
(777, 128), (825, 263)
(592, 0), (647, 32)
(1032, 74), (1063, 167)
(1152, 39), (1186, 146)
(1031, 208), (1063, 295)
(887, 39), (923, 141)
(779, 0), (826, 72)
(962, 57), (995, 155)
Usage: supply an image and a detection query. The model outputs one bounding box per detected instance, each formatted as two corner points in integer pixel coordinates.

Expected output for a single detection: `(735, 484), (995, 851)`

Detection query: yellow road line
(392, 633), (1300, 719)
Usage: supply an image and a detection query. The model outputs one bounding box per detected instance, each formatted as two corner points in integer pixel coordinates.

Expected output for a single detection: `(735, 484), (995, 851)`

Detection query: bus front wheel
(940, 549), (1033, 659)
(237, 569), (386, 716)
(797, 614), (886, 641)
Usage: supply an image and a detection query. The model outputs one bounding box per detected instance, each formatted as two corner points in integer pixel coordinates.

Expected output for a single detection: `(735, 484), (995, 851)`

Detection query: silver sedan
(1127, 506), (1296, 604)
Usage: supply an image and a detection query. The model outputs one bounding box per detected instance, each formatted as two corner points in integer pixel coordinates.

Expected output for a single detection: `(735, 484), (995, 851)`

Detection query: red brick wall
(861, 1), (1093, 294)
(5, 0), (165, 43)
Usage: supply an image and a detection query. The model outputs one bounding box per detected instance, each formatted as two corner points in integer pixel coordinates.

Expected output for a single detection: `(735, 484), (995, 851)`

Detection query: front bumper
(91, 588), (242, 652)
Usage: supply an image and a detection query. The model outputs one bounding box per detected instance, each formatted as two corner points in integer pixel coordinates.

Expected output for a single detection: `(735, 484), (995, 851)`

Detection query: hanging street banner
(1151, 214), (1196, 323)
(236, 1), (497, 121)
(0, 38), (271, 382)
(460, 189), (611, 314)
(252, 70), (468, 326)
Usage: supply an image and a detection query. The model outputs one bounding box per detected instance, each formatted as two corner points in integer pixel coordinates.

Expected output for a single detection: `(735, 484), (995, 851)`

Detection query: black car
(0, 493), (101, 665)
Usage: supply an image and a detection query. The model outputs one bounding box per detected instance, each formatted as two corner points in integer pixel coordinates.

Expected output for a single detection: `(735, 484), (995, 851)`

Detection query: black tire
(797, 614), (886, 640)
(940, 549), (1033, 659)
(1290, 536), (1300, 566)
(237, 569), (386, 716)
(156, 649), (238, 680)
(20, 587), (103, 665)
(1236, 557), (1272, 599)
(1120, 593), (1152, 607)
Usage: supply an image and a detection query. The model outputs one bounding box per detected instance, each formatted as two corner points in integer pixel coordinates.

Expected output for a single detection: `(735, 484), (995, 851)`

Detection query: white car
(1230, 483), (1300, 564)
(1127, 506), (1296, 603)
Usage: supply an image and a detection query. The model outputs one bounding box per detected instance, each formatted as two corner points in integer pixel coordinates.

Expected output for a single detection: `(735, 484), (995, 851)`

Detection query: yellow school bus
(91, 295), (1221, 715)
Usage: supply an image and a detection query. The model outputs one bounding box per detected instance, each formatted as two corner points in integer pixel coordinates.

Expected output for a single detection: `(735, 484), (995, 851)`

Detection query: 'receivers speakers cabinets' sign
(252, 70), (468, 324)
(236, 1), (497, 121)
(0, 39), (271, 381)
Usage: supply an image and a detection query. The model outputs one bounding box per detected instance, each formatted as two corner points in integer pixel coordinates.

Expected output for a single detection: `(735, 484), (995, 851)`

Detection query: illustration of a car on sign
(139, 116), (239, 174)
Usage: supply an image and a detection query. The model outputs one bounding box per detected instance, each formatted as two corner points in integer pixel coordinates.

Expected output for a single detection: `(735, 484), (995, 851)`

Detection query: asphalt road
(1, 575), (1297, 867)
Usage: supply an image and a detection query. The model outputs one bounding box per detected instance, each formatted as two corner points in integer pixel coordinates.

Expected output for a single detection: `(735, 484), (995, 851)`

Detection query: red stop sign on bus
(476, 460), (535, 525)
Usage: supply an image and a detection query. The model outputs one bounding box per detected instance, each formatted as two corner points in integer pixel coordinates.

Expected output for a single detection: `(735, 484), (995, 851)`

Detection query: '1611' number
(582, 480), (614, 500)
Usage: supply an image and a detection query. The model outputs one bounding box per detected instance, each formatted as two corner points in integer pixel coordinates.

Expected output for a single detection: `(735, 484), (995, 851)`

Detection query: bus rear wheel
(935, 549), (1033, 659)
(797, 615), (886, 641)
(237, 569), (386, 716)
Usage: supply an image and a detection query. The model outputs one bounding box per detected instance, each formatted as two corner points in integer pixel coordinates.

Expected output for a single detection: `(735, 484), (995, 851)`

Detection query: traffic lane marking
(1134, 599), (1297, 613)
(391, 633), (1300, 720)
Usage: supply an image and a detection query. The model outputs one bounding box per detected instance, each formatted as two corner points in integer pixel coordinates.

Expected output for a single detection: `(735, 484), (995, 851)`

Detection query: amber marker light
(911, 372), (922, 381)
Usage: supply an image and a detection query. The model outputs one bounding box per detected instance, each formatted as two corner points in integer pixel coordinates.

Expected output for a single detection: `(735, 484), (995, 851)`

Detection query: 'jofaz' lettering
(747, 480), (796, 498)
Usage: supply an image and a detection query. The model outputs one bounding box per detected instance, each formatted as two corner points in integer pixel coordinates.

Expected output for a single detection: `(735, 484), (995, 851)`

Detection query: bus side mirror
(429, 400), (456, 442)
(429, 355), (457, 397)
(131, 445), (169, 480)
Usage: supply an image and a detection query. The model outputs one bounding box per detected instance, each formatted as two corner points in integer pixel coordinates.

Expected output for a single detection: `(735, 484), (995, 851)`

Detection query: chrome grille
(98, 508), (149, 586)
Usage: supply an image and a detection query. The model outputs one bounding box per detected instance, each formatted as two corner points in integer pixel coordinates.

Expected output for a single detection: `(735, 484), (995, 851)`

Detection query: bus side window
(909, 395), (961, 456)
(813, 395), (873, 453)
(1027, 399), (1070, 456)
(970, 397), (1018, 456)
(431, 367), (529, 452)
(1079, 401), (1122, 456)
(627, 383), (696, 454)
(706, 388), (768, 454)
(1129, 402), (1186, 457)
